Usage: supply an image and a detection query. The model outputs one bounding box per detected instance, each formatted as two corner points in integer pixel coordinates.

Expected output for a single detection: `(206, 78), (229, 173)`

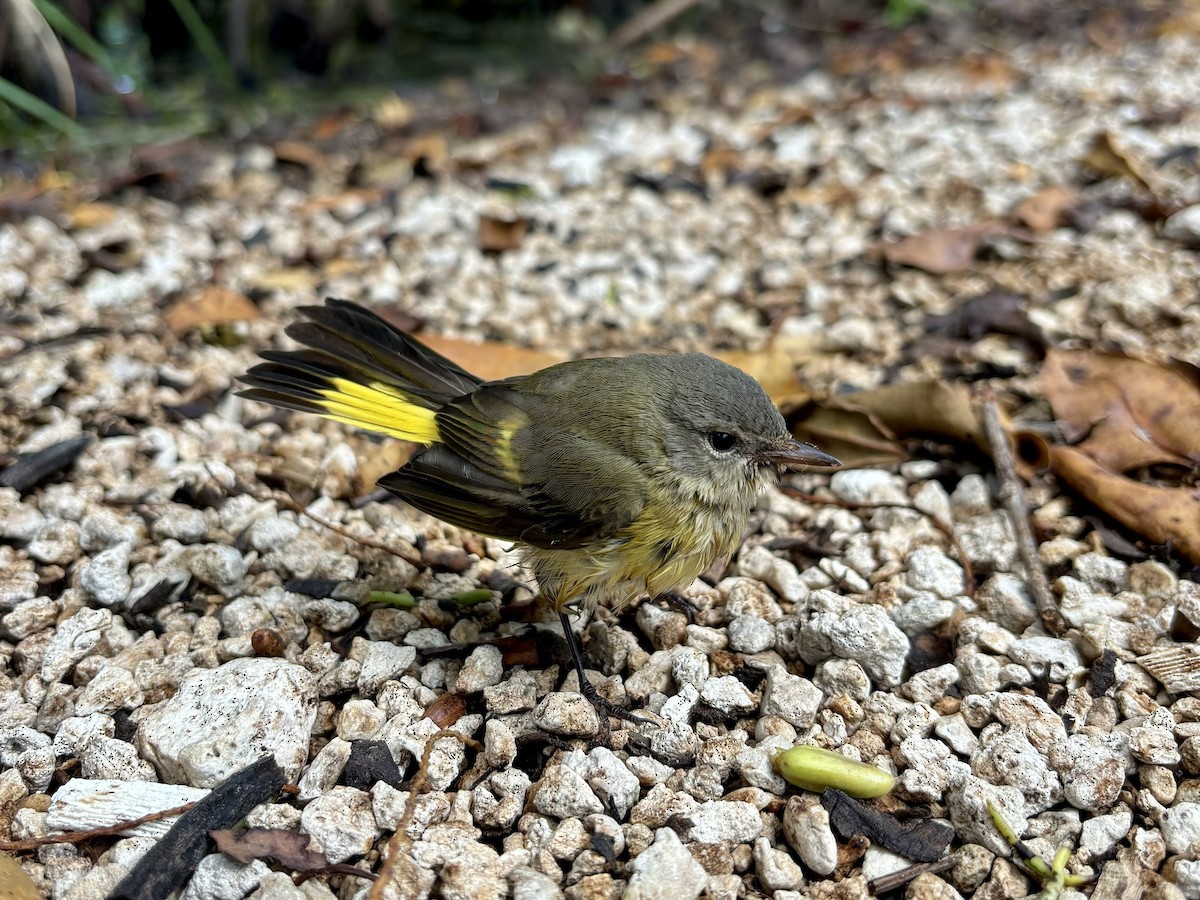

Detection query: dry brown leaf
(351, 438), (418, 495)
(881, 225), (995, 275)
(960, 54), (1016, 89)
(299, 188), (383, 215)
(417, 335), (566, 383)
(163, 287), (260, 335)
(65, 201), (120, 229)
(478, 214), (530, 253)
(716, 335), (824, 409)
(0, 852), (41, 900)
(1013, 186), (1076, 232)
(1041, 349), (1200, 471)
(273, 141), (326, 170)
(1080, 132), (1154, 192)
(211, 827), (326, 870)
(248, 268), (319, 293)
(1049, 445), (1200, 563)
(323, 258), (367, 278)
(789, 381), (986, 468)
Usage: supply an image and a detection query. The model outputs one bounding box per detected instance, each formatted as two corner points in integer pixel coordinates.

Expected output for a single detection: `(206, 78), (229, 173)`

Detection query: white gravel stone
(738, 545), (808, 604)
(455, 644), (504, 693)
(677, 800), (763, 843)
(1007, 637), (1082, 683)
(830, 469), (908, 505)
(727, 615), (775, 653)
(297, 737), (351, 801)
(761, 666), (822, 729)
(1161, 802), (1200, 856)
(754, 837), (804, 891)
(533, 692), (601, 738)
(299, 785), (379, 864)
(565, 747), (641, 820)
(76, 666), (144, 716)
(782, 796), (837, 876)
(355, 640), (417, 694)
(905, 546), (966, 599)
(48, 779), (206, 840)
(625, 827), (706, 900)
(1078, 807), (1133, 863)
(800, 604), (910, 687)
(40, 607), (112, 683)
(670, 645), (710, 689)
(180, 854), (270, 900)
(137, 657), (317, 787)
(533, 764), (604, 819)
(699, 675), (758, 715)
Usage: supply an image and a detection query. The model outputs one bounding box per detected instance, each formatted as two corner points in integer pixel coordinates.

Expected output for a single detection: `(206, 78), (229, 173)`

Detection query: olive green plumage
(240, 298), (839, 617)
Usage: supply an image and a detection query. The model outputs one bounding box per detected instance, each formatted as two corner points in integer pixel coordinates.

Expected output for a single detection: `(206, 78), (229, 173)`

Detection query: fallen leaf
(0, 852), (40, 900)
(417, 335), (566, 382)
(164, 287), (261, 335)
(1049, 445), (1200, 563)
(1013, 186), (1076, 232)
(372, 93), (415, 131)
(273, 140), (326, 170)
(65, 201), (120, 229)
(248, 268), (319, 293)
(923, 291), (1046, 348)
(881, 224), (996, 274)
(1041, 350), (1200, 472)
(351, 438), (417, 495)
(717, 335), (824, 409)
(822, 790), (953, 863)
(960, 54), (1016, 90)
(478, 214), (530, 252)
(211, 827), (326, 870)
(789, 381), (988, 469)
(1080, 132), (1154, 192)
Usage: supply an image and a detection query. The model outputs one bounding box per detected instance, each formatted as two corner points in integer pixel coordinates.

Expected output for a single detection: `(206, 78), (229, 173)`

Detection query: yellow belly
(524, 496), (748, 614)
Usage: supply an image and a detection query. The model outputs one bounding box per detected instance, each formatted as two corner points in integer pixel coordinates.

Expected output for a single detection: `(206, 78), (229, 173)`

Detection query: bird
(238, 298), (839, 719)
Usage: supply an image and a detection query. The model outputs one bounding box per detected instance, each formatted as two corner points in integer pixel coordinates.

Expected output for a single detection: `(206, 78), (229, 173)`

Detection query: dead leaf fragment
(273, 140), (326, 170)
(789, 381), (986, 468)
(882, 225), (994, 275)
(164, 287), (260, 335)
(211, 827), (326, 870)
(1049, 445), (1200, 563)
(478, 214), (530, 252)
(65, 201), (120, 229)
(1013, 186), (1076, 232)
(1041, 350), (1200, 472)
(417, 335), (565, 383)
(1081, 132), (1154, 192)
(716, 334), (824, 408)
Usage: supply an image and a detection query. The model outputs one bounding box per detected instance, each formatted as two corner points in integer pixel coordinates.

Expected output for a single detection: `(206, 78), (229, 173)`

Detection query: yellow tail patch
(315, 378), (441, 444)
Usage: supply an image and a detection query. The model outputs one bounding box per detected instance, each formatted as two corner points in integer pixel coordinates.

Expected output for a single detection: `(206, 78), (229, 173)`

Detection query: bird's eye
(707, 432), (737, 452)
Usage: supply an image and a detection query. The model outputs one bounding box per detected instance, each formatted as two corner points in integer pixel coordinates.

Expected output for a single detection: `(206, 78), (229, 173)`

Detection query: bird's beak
(756, 439), (842, 470)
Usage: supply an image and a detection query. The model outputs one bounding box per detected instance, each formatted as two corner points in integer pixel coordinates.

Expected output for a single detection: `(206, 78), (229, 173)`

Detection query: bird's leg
(656, 591), (698, 622)
(558, 612), (648, 727)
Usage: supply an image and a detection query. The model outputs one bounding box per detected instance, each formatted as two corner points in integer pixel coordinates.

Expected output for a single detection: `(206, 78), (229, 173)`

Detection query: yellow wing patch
(315, 378), (441, 443)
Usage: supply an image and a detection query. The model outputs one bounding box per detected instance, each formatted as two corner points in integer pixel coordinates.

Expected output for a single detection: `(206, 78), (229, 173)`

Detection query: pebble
(137, 657), (317, 787)
(533, 692), (601, 738)
(677, 800), (763, 844)
(624, 828), (707, 900)
(781, 796), (837, 876)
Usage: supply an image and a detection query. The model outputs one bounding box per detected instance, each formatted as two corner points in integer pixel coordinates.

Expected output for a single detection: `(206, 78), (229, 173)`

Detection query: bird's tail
(238, 298), (482, 444)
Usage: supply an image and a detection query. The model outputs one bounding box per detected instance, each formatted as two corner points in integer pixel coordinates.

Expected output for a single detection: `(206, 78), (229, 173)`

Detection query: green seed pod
(773, 745), (895, 798)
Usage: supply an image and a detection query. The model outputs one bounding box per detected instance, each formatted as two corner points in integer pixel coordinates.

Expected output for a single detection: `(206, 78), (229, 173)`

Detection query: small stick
(868, 854), (959, 894)
(981, 399), (1066, 636)
(0, 802), (196, 851)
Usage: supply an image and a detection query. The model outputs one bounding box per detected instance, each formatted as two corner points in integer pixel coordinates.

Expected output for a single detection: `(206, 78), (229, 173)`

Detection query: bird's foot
(656, 590), (699, 622)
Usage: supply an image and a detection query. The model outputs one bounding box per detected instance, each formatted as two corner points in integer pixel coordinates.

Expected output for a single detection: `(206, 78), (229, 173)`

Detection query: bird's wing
(379, 384), (645, 550)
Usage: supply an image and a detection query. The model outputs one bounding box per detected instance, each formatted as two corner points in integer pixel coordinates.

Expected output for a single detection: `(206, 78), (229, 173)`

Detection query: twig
(607, 0), (704, 53)
(0, 802), (196, 851)
(981, 399), (1066, 636)
(370, 729), (483, 900)
(781, 488), (977, 596)
(868, 853), (960, 894)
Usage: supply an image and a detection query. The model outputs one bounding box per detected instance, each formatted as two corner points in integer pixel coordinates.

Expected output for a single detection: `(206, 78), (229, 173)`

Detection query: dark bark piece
(0, 435), (92, 493)
(821, 789), (953, 864)
(110, 757), (287, 900)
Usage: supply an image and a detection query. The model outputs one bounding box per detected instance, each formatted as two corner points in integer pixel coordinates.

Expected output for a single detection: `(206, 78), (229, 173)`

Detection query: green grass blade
(164, 0), (238, 90)
(0, 75), (87, 140)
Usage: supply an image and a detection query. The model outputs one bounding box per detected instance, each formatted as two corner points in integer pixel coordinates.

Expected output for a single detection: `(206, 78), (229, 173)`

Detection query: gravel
(2, 13), (1199, 899)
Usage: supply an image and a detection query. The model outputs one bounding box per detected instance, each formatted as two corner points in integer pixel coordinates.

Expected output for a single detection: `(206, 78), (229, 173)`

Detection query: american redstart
(239, 299), (839, 718)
